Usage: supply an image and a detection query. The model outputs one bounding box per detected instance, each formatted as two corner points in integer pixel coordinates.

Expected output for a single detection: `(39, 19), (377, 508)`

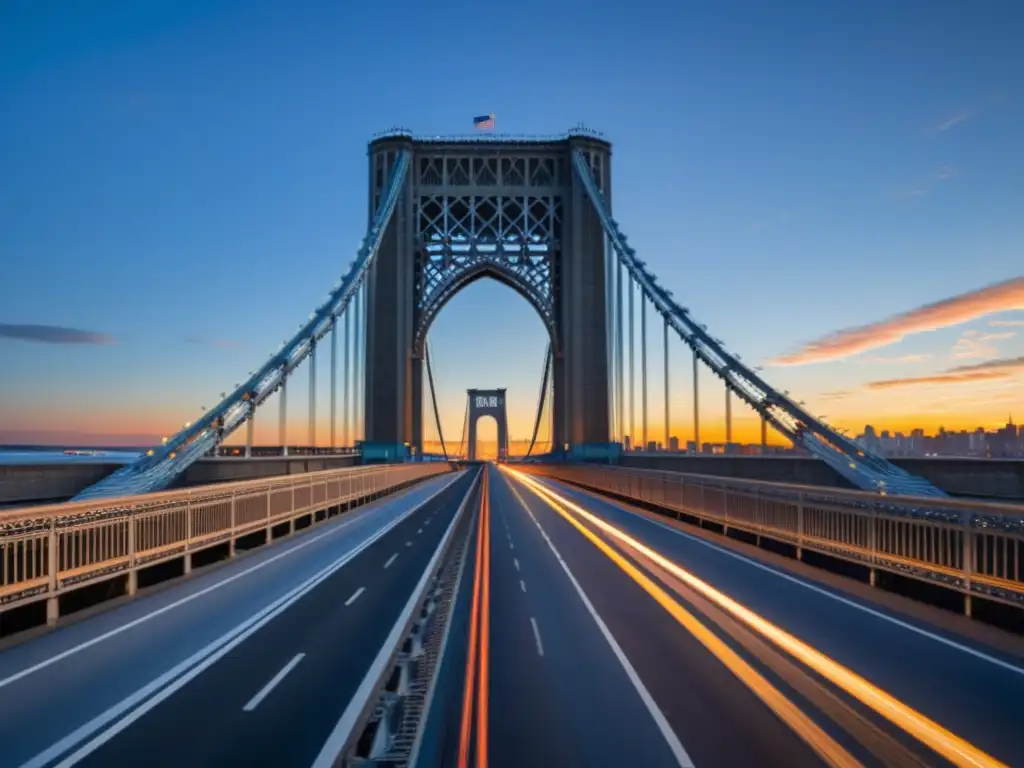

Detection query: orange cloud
(769, 277), (1024, 366)
(864, 356), (1024, 391)
(818, 390), (853, 401)
(861, 353), (932, 364)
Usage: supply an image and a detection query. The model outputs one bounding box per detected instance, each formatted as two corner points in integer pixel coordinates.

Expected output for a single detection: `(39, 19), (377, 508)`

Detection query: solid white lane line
(513, 558), (520, 572)
(22, 477), (465, 768)
(309, 473), (477, 768)
(384, 554), (398, 569)
(544, 479), (1024, 679)
(506, 479), (694, 768)
(520, 580), (527, 593)
(0, 471), (465, 693)
(243, 654), (305, 712)
(345, 588), (366, 607)
(530, 617), (545, 657)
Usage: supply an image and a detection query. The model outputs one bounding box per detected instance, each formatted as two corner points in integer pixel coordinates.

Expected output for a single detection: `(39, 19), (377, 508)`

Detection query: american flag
(473, 114), (495, 131)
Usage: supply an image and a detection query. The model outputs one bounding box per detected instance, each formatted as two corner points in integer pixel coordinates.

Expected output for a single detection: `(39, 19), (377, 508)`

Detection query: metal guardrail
(0, 463), (453, 623)
(334, 468), (481, 766)
(517, 464), (1024, 613)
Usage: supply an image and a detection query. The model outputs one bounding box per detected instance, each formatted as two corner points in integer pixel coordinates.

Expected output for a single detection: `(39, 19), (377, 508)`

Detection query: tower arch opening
(422, 277), (549, 458)
(364, 134), (613, 456)
(470, 413), (499, 460)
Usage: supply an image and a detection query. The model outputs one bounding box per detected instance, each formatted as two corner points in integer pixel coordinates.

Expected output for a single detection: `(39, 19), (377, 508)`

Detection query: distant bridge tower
(363, 132), (612, 458)
(466, 388), (509, 461)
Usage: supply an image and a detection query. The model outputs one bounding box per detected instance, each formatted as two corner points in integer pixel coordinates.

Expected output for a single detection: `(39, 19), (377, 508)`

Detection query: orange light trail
(456, 472), (485, 768)
(476, 468), (491, 768)
(504, 467), (1006, 768)
(503, 467), (860, 767)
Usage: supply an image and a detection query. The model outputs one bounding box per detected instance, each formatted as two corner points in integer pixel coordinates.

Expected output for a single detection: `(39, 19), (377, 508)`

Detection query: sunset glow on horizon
(1, 3), (1021, 453)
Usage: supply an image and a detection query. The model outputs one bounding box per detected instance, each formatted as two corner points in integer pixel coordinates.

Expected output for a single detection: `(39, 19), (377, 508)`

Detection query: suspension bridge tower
(363, 131), (613, 459)
(465, 388), (509, 461)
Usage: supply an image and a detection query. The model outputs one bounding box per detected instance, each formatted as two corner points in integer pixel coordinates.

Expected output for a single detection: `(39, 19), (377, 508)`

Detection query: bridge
(1, 131), (1023, 768)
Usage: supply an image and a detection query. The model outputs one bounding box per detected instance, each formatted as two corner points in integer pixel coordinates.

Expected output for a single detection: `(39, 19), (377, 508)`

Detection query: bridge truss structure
(74, 129), (945, 500)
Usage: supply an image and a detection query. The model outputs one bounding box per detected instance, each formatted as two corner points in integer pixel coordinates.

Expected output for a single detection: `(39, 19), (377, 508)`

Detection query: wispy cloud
(861, 353), (933, 364)
(183, 335), (242, 349)
(769, 277), (1024, 366)
(949, 330), (1015, 360)
(892, 166), (959, 199)
(990, 319), (1024, 327)
(0, 323), (116, 345)
(865, 356), (1024, 391)
(927, 108), (975, 135)
(818, 390), (852, 401)
(926, 93), (1007, 136)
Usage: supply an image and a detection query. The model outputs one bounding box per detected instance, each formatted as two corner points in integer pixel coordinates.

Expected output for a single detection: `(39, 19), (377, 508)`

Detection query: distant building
(854, 417), (1022, 458)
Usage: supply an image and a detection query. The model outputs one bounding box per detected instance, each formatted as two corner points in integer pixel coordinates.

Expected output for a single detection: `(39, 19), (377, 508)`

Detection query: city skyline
(1, 1), (1022, 450)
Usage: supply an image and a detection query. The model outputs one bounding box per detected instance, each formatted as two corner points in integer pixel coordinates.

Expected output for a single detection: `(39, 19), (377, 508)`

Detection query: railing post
(183, 498), (193, 575)
(962, 511), (974, 617)
(868, 507), (878, 586)
(126, 511), (138, 595)
(721, 487), (729, 535)
(229, 491), (237, 558)
(47, 520), (59, 625)
(795, 492), (804, 561)
(289, 483), (296, 533)
(266, 485), (273, 543)
(754, 489), (761, 547)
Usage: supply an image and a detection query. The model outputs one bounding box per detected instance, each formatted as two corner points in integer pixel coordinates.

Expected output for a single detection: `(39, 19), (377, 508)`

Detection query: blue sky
(1, 0), (1022, 448)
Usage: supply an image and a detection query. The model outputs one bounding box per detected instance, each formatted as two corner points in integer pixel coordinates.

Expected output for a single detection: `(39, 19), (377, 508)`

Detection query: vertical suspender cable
(664, 317), (670, 452)
(280, 376), (288, 455)
(425, 340), (448, 459)
(641, 294), (648, 451)
(458, 396), (470, 460)
(330, 321), (337, 450)
(525, 342), (553, 459)
(309, 343), (317, 449)
(354, 282), (363, 443)
(343, 306), (351, 447)
(628, 276), (635, 448)
(616, 259), (624, 443)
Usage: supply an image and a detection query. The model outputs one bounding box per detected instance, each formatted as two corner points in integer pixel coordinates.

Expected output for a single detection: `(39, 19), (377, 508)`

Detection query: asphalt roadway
(4, 461), (1023, 768)
(0, 469), (474, 768)
(468, 465), (1024, 768)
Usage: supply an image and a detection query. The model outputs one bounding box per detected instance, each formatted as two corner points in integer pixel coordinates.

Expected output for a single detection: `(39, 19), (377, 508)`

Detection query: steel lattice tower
(364, 134), (613, 456)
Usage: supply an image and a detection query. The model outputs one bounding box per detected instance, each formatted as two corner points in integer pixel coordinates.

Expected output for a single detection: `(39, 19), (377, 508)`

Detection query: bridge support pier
(46, 596), (58, 626)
